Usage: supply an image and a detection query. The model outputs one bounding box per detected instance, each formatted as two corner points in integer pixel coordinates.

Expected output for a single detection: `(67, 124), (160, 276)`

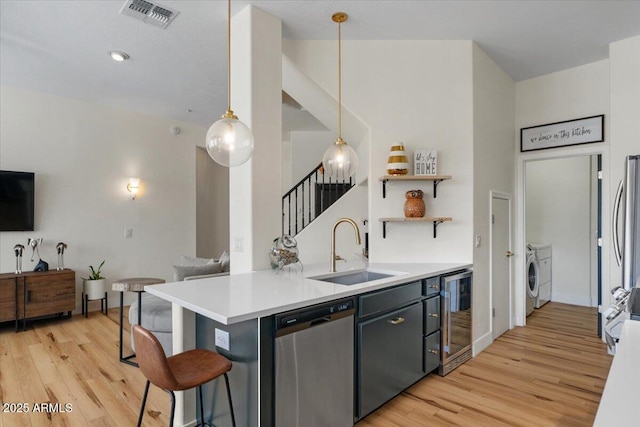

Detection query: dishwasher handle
(310, 316), (332, 327)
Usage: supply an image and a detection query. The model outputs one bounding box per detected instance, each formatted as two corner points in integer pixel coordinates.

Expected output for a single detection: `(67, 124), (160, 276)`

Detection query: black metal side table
(112, 277), (165, 367)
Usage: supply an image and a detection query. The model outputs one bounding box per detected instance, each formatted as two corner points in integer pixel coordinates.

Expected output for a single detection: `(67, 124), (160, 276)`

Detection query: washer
(525, 246), (539, 316)
(529, 243), (552, 308)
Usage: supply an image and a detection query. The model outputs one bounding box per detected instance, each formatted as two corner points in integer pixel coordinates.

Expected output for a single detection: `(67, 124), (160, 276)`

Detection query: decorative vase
(404, 190), (425, 218)
(386, 143), (409, 175)
(269, 235), (302, 272)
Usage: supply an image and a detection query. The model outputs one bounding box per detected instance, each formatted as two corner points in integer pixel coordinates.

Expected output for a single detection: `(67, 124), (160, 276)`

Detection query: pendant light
(322, 12), (358, 180)
(206, 0), (254, 167)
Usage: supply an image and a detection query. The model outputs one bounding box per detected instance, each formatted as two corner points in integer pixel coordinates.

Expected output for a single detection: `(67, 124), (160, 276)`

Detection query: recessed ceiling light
(109, 51), (130, 62)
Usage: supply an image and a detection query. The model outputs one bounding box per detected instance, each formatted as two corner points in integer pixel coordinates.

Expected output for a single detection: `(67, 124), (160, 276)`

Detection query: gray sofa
(129, 254), (229, 356)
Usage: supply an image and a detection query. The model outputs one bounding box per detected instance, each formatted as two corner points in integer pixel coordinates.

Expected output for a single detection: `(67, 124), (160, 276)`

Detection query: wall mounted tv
(0, 170), (35, 231)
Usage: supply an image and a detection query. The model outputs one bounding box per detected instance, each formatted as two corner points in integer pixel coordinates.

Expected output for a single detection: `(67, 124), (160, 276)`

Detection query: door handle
(613, 180), (624, 267)
(506, 251), (514, 257)
(428, 349), (439, 355)
(388, 317), (405, 325)
(428, 313), (439, 318)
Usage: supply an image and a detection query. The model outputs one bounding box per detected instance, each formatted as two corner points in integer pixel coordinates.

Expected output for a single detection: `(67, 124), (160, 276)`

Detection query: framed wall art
(520, 115), (604, 152)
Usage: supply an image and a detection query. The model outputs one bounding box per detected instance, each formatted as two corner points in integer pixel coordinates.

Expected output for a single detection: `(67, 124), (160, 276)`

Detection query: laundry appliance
(529, 243), (552, 308)
(525, 246), (539, 316)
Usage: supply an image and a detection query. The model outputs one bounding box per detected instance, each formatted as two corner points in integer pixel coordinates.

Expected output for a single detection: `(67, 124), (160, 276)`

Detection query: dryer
(525, 247), (539, 316)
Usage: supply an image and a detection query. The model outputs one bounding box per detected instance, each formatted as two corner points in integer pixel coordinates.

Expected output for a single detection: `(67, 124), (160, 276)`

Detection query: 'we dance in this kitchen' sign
(520, 115), (604, 152)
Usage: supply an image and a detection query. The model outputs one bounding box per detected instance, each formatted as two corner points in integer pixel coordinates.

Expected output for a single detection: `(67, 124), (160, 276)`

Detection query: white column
(229, 6), (282, 274)
(172, 305), (196, 426)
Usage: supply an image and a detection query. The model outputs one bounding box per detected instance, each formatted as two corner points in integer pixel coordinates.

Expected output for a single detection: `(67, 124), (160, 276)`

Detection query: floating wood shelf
(378, 175), (452, 198)
(379, 217), (453, 238)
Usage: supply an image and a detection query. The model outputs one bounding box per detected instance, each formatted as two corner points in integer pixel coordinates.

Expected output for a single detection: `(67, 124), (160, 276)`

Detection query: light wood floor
(0, 302), (611, 426)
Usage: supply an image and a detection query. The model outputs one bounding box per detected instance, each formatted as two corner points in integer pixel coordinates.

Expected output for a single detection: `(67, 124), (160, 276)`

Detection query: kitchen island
(146, 262), (471, 427)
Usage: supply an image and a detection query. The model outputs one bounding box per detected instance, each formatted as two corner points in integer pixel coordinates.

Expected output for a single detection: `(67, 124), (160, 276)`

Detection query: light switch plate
(124, 228), (133, 238)
(215, 328), (230, 351)
(474, 235), (481, 248)
(234, 236), (244, 252)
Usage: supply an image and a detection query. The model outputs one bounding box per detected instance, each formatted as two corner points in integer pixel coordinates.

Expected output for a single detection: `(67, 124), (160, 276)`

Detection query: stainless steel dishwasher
(275, 297), (355, 427)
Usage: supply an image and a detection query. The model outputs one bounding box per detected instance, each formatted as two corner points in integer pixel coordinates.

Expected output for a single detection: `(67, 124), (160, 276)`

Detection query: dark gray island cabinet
(356, 279), (424, 419)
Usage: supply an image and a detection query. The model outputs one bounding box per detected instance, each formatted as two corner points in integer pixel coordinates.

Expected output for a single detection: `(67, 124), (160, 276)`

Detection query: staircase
(282, 162), (354, 236)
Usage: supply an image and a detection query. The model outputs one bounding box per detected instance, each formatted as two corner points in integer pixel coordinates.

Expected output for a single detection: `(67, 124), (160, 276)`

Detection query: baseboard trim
(551, 293), (595, 307)
(473, 330), (493, 357)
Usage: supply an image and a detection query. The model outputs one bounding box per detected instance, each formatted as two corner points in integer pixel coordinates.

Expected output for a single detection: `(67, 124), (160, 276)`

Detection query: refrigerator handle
(613, 179), (624, 267)
(444, 291), (451, 353)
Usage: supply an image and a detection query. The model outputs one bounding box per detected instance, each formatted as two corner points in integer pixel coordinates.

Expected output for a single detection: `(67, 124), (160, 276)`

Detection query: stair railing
(282, 162), (354, 236)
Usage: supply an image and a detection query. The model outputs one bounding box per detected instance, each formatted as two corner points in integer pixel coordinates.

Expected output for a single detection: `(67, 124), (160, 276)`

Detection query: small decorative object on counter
(28, 237), (42, 262)
(386, 143), (409, 175)
(270, 235), (302, 272)
(14, 244), (24, 274)
(28, 237), (49, 271)
(404, 190), (426, 218)
(56, 242), (67, 270)
(34, 259), (49, 272)
(414, 149), (437, 176)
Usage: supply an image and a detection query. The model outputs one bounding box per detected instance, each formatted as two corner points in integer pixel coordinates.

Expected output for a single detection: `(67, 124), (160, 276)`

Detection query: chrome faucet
(331, 218), (362, 272)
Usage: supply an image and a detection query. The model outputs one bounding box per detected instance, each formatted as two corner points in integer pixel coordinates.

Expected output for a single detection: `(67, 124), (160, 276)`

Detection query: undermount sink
(310, 269), (404, 286)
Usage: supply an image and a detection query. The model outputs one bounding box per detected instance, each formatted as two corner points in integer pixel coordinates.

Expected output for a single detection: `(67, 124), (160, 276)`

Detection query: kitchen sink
(310, 269), (404, 286)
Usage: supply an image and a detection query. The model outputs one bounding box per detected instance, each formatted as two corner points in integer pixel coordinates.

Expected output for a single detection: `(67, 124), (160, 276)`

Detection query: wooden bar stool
(132, 325), (236, 427)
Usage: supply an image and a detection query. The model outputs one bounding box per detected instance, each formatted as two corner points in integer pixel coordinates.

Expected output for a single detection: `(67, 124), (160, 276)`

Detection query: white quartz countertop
(594, 320), (640, 426)
(145, 262), (470, 325)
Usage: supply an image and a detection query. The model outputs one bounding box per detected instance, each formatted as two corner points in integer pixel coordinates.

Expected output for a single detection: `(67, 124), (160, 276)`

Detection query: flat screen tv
(0, 170), (35, 231)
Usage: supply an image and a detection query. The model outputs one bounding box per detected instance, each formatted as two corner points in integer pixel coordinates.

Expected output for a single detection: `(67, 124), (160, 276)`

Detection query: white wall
(514, 59), (610, 325)
(196, 146), (229, 259)
(526, 156), (594, 306)
(284, 40), (475, 265)
(294, 184), (368, 268)
(472, 44), (515, 351)
(291, 130), (333, 186)
(0, 85), (203, 310)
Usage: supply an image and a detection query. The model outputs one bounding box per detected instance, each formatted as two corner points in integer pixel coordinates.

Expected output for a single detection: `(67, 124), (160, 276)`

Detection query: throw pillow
(219, 250), (230, 272)
(173, 262), (222, 281)
(180, 255), (215, 266)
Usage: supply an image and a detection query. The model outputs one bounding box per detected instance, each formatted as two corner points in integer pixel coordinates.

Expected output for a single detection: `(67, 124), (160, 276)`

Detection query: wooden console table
(0, 269), (76, 331)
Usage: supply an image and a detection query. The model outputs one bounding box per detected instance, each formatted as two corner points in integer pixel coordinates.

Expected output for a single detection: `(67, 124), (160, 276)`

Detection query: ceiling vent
(120, 0), (179, 29)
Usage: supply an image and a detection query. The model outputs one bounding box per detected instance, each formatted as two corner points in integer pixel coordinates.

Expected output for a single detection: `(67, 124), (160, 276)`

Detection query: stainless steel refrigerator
(613, 154), (640, 290)
(604, 155), (640, 354)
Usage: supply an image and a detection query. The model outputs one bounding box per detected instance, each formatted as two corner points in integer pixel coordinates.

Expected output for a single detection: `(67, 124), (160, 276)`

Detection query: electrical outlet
(124, 228), (133, 238)
(215, 328), (230, 351)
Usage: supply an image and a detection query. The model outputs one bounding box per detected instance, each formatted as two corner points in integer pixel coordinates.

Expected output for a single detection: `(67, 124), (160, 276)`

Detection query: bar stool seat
(133, 325), (236, 427)
(166, 349), (231, 390)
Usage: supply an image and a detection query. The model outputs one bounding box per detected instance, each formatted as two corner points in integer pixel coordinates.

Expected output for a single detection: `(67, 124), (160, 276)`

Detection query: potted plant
(83, 261), (107, 315)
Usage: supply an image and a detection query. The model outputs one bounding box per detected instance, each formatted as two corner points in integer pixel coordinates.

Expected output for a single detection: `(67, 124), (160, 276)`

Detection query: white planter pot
(84, 279), (107, 300)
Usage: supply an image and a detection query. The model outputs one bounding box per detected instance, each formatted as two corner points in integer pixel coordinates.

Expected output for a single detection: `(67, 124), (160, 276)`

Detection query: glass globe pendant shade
(322, 137), (358, 180)
(205, 112), (254, 167)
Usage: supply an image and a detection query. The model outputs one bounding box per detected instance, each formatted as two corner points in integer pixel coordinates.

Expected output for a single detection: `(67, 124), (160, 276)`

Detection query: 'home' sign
(415, 150), (437, 176)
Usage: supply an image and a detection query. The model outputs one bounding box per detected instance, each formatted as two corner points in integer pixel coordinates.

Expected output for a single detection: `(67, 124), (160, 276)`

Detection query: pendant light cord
(226, 0), (231, 112)
(337, 20), (342, 140)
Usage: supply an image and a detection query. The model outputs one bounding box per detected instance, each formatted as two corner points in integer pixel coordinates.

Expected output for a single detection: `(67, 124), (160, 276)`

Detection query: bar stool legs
(224, 373), (237, 427)
(137, 380), (150, 427)
(136, 373), (237, 427)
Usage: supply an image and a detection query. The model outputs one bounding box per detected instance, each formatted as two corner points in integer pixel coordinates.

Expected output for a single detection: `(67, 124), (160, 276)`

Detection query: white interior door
(492, 193), (512, 339)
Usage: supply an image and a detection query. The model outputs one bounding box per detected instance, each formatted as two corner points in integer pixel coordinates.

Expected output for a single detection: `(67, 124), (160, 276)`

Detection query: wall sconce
(127, 177), (140, 200)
